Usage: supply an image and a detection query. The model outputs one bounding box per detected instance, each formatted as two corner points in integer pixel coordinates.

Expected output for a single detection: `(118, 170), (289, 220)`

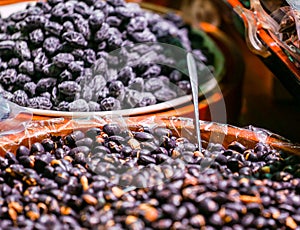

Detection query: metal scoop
(187, 52), (202, 152)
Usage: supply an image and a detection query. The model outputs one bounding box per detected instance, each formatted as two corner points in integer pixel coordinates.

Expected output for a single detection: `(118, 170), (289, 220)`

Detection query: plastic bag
(266, 6), (300, 67)
(0, 95), (32, 137)
(0, 114), (299, 156)
(234, 0), (300, 63)
(0, 112), (299, 188)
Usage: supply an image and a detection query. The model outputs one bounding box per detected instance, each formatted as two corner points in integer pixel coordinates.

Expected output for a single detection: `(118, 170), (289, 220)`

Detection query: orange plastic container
(0, 116), (299, 156)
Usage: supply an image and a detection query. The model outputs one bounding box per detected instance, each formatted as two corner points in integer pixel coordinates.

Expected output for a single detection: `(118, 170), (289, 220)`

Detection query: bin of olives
(0, 116), (299, 229)
(0, 0), (225, 117)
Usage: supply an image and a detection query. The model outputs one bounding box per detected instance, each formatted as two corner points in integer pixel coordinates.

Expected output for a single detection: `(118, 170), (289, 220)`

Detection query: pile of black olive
(0, 123), (300, 229)
(0, 0), (214, 112)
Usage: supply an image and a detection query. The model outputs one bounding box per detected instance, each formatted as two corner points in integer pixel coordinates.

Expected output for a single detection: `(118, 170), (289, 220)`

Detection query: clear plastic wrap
(0, 108), (299, 189)
(0, 114), (299, 156)
(0, 95), (32, 137)
(269, 6), (300, 62)
(234, 4), (272, 58)
(0, 1), (226, 117)
(234, 0), (300, 63)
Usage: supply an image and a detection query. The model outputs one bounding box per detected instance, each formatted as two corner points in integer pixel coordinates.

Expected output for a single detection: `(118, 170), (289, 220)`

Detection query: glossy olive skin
(1, 123), (299, 229)
(0, 0), (215, 112)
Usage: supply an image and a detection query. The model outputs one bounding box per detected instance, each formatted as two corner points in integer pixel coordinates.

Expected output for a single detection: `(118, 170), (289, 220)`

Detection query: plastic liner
(0, 1), (225, 118)
(0, 95), (32, 137)
(234, 0), (300, 63)
(286, 0), (300, 12)
(0, 114), (299, 156)
(270, 6), (300, 57)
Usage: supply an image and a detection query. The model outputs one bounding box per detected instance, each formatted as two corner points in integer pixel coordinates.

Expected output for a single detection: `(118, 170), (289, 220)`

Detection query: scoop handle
(187, 52), (202, 152)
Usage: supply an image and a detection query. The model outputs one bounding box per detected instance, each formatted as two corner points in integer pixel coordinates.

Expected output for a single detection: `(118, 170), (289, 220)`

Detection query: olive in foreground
(0, 124), (299, 229)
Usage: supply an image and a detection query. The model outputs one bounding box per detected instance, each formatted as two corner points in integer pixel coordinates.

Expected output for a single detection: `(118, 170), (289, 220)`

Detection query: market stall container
(0, 1), (245, 124)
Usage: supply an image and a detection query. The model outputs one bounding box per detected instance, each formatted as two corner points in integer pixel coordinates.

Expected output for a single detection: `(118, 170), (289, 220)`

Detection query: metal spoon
(187, 52), (202, 152)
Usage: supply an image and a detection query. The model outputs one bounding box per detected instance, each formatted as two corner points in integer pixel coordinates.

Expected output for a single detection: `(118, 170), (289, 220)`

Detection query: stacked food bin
(0, 0), (299, 229)
(225, 0), (300, 100)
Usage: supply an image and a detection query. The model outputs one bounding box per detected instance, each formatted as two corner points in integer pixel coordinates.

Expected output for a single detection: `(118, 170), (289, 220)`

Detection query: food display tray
(0, 1), (225, 118)
(0, 1), (245, 124)
(1, 116), (299, 156)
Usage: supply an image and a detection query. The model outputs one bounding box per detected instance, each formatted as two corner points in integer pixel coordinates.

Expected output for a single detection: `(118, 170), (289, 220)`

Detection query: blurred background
(131, 0), (300, 142)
